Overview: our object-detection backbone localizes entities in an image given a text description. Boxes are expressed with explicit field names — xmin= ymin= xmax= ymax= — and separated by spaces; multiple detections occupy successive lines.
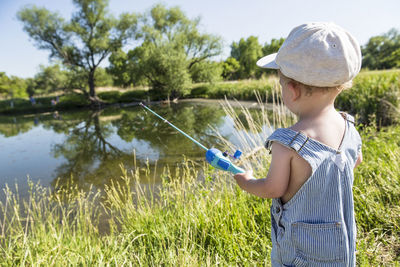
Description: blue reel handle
xmin=205 ymin=148 xmax=245 ymax=174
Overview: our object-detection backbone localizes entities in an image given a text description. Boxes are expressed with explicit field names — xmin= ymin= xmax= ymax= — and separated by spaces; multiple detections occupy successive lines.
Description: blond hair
xmin=278 ymin=70 xmax=353 ymax=96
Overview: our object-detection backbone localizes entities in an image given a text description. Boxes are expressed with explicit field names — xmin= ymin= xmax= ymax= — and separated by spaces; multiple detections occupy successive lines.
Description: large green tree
xmin=18 ymin=0 xmax=138 ymax=103
xmin=0 ymin=73 xmax=11 ymax=98
xmin=230 ymin=36 xmax=263 ymax=79
xmin=0 ymin=72 xmax=28 ymax=98
xmin=108 ymin=4 xmax=222 ymax=98
xmin=30 ymin=64 xmax=113 ymax=96
xmin=33 ymin=64 xmax=67 ymax=96
xmin=221 ymin=57 xmax=240 ymax=80
xmin=362 ymin=28 xmax=400 ymax=69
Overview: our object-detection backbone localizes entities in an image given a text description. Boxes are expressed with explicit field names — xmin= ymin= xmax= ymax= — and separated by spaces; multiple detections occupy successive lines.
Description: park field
xmin=0 ymin=69 xmax=399 ymax=265
xmin=0 ymin=108 xmax=400 ymax=265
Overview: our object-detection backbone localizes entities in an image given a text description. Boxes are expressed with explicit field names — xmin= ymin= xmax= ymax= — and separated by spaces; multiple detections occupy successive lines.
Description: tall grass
xmin=353 ymin=126 xmax=400 ymax=265
xmin=189 ymin=77 xmax=277 ymax=102
xmin=1 ymin=82 xmax=400 ymax=265
xmin=336 ymin=70 xmax=400 ymax=126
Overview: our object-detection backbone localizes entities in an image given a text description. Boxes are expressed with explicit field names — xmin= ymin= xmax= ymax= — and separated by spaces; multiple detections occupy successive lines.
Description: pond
xmin=0 ymin=100 xmax=277 ymax=199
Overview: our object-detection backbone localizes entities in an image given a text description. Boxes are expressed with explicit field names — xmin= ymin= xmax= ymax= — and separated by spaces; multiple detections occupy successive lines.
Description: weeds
xmin=1 ymin=79 xmax=399 ymax=265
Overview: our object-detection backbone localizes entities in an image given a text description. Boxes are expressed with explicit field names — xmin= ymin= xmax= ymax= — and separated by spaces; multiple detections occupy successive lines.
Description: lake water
xmin=0 ymin=100 xmax=275 ymax=198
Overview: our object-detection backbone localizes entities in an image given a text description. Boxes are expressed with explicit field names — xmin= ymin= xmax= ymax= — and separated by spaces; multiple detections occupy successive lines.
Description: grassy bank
xmin=336 ymin=69 xmax=400 ymax=126
xmin=1 ymin=70 xmax=399 ymax=126
xmin=0 ymin=94 xmax=91 ymax=115
xmin=1 ymin=120 xmax=399 ymax=265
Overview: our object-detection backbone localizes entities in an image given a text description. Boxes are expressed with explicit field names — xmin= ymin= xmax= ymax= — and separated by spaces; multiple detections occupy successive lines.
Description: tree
xmin=262 ymin=37 xmax=285 ymax=55
xmin=0 ymin=72 xmax=11 ymax=98
xmin=258 ymin=38 xmax=285 ymax=75
xmin=230 ymin=36 xmax=263 ymax=79
xmin=18 ymin=0 xmax=138 ymax=104
xmin=362 ymin=28 xmax=400 ymax=70
xmin=33 ymin=64 xmax=67 ymax=95
xmin=107 ymin=48 xmax=148 ymax=88
xmin=0 ymin=72 xmax=28 ymax=98
xmin=221 ymin=57 xmax=240 ymax=80
xmin=189 ymin=61 xmax=222 ymax=83
xmin=107 ymin=49 xmax=132 ymax=87
xmin=133 ymin=41 xmax=192 ymax=98
xmin=108 ymin=4 xmax=223 ymax=98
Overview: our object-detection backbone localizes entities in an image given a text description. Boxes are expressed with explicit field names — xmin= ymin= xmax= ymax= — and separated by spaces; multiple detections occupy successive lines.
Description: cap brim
xmin=256 ymin=53 xmax=279 ymax=69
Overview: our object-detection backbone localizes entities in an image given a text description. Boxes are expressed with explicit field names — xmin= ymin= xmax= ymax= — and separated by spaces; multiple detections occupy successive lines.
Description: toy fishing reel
xmin=205 ymin=148 xmax=245 ymax=174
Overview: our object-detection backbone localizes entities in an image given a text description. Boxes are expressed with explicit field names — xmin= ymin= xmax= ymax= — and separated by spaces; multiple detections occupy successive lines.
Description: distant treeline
xmin=1 ymin=0 xmax=399 ymax=101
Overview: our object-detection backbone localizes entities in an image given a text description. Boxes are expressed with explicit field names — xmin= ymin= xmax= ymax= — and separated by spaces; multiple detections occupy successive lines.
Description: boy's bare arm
xmin=233 ymin=142 xmax=292 ymax=198
xmin=355 ymin=151 xmax=362 ymax=168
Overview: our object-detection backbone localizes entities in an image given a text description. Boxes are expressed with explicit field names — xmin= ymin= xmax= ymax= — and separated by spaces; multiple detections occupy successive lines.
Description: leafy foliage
xmin=259 ymin=38 xmax=285 ymax=75
xmin=133 ymin=41 xmax=192 ymax=99
xmin=336 ymin=70 xmax=400 ymax=126
xmin=189 ymin=61 xmax=222 ymax=83
xmin=18 ymin=0 xmax=138 ymax=100
xmin=108 ymin=4 xmax=223 ymax=98
xmin=33 ymin=64 xmax=67 ymax=95
xmin=231 ymin=36 xmax=263 ymax=79
xmin=262 ymin=38 xmax=285 ymax=55
xmin=221 ymin=57 xmax=240 ymax=80
xmin=362 ymin=28 xmax=400 ymax=70
xmin=0 ymin=72 xmax=28 ymax=98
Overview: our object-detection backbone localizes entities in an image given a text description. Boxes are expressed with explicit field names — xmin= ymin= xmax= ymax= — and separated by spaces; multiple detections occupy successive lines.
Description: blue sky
xmin=1 ymin=0 xmax=399 ymax=78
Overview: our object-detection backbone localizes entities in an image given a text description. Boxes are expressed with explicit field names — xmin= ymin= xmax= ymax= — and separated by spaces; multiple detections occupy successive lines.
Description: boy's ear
xmin=287 ymin=81 xmax=301 ymax=101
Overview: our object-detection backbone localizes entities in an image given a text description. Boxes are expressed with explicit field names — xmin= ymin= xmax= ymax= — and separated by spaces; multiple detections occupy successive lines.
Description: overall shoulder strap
xmin=265 ymin=128 xmax=310 ymax=153
xmin=339 ymin=112 xmax=355 ymax=124
xmin=265 ymin=128 xmax=333 ymax=173
xmin=339 ymin=112 xmax=362 ymax=163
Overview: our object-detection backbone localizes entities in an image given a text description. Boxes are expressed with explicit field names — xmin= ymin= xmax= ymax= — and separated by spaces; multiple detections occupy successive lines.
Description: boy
xmin=234 ymin=22 xmax=363 ymax=266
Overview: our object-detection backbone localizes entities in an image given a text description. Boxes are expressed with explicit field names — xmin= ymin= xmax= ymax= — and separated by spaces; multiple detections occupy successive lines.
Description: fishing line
xmin=139 ymin=102 xmax=245 ymax=174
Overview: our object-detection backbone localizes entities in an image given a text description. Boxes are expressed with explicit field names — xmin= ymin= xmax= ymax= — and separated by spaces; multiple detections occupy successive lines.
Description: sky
xmin=0 ymin=0 xmax=399 ymax=78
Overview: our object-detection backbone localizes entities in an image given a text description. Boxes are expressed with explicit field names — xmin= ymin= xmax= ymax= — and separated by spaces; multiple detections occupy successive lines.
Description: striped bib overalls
xmin=266 ymin=113 xmax=362 ymax=266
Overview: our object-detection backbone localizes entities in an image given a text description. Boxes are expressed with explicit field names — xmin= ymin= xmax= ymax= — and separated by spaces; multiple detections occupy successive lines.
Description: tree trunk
xmin=88 ymin=70 xmax=96 ymax=98
xmin=88 ymin=69 xmax=104 ymax=107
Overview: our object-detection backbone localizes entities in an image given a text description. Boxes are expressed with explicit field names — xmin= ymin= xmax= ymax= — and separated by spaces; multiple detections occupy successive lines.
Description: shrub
xmin=120 ymin=89 xmax=148 ymax=102
xmin=57 ymin=94 xmax=90 ymax=108
xmin=336 ymin=70 xmax=400 ymax=126
xmin=97 ymin=91 xmax=121 ymax=103
xmin=190 ymin=86 xmax=209 ymax=98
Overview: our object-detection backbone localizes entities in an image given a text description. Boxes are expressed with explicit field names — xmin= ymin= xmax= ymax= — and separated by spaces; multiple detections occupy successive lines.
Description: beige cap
xmin=257 ymin=22 xmax=362 ymax=87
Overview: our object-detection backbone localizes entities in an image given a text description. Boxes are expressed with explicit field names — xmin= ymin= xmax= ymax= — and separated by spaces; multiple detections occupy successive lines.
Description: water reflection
xmin=1 ymin=101 xmax=272 ymax=197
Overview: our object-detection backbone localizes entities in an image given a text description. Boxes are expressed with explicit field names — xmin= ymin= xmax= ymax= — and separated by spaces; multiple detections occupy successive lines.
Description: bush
xmin=189 ymin=86 xmax=209 ymax=98
xmin=97 ymin=91 xmax=121 ymax=103
xmin=120 ymin=89 xmax=148 ymax=102
xmin=189 ymin=79 xmax=275 ymax=102
xmin=57 ymin=94 xmax=90 ymax=108
xmin=336 ymin=70 xmax=400 ymax=126
xmin=0 ymin=97 xmax=55 ymax=114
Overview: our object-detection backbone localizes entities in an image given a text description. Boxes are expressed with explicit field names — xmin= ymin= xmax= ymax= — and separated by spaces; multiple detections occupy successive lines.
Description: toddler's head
xmin=257 ymin=22 xmax=362 ymax=89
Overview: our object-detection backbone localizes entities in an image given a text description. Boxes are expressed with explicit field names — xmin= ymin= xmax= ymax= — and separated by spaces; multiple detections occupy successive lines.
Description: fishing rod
xmin=139 ymin=102 xmax=245 ymax=174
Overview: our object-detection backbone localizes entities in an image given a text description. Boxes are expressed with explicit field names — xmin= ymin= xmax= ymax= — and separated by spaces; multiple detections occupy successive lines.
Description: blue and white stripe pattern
xmin=266 ymin=113 xmax=362 ymax=266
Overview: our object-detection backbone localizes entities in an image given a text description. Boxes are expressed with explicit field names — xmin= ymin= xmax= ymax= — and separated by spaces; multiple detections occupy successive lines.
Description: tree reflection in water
xmin=0 ymin=102 xmax=274 ymax=195
xmin=46 ymin=103 xmax=225 ymax=192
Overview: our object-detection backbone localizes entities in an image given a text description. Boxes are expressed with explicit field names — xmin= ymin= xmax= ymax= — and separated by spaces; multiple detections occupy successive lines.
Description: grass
xmin=336 ymin=69 xmax=400 ymax=126
xmin=1 ymin=70 xmax=399 ymax=127
xmin=353 ymin=126 xmax=400 ymax=265
xmin=0 ymin=94 xmax=90 ymax=115
xmin=188 ymin=77 xmax=277 ymax=102
xmin=1 ymin=91 xmax=399 ymax=265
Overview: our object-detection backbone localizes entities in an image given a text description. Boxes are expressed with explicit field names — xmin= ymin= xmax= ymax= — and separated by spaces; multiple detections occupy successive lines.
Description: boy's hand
xmin=234 ymin=169 xmax=254 ymax=182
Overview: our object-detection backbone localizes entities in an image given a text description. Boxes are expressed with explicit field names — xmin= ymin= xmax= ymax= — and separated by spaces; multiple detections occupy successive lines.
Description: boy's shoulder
xmin=266 ymin=127 xmax=310 ymax=153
